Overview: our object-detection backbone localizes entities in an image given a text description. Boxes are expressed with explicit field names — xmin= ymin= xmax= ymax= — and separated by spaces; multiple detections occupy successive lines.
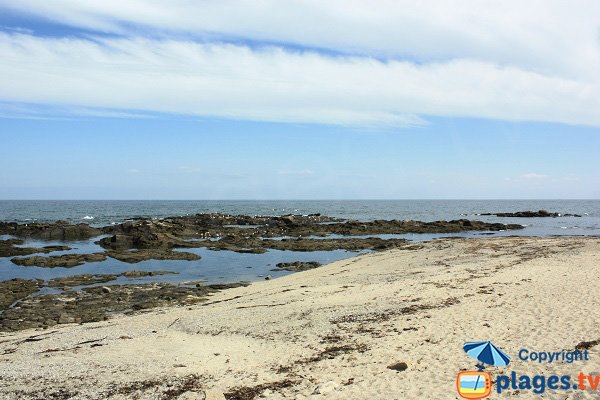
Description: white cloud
xmin=278 ymin=169 xmax=315 ymax=176
xmin=1 ymin=32 xmax=599 ymax=126
xmin=2 ymin=1 xmax=599 ymax=81
xmin=0 ymin=1 xmax=599 ymax=126
xmin=520 ymin=173 xmax=548 ymax=180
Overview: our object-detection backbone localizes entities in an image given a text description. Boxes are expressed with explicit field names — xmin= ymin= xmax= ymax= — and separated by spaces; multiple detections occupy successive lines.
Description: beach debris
xmin=575 ymin=339 xmax=600 ymax=350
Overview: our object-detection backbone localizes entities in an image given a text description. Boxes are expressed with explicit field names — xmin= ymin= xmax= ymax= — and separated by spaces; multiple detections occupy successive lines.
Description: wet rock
xmin=481 ymin=210 xmax=581 ymax=218
xmin=3 ymin=213 xmax=523 ymax=257
xmin=0 ymin=278 xmax=42 ymax=309
xmin=101 ymin=286 xmax=112 ymax=293
xmin=0 ymin=281 xmax=248 ymax=332
xmin=58 ymin=313 xmax=75 ymax=324
xmin=11 ymin=253 xmax=107 ymax=268
xmin=106 ymin=250 xmax=200 ymax=263
xmin=202 ymin=237 xmax=410 ymax=253
xmin=121 ymin=270 xmax=178 ymax=278
xmin=0 ymin=239 xmax=71 ymax=257
xmin=0 ymin=221 xmax=101 ymax=240
xmin=47 ymin=274 xmax=118 ymax=287
xmin=271 ymin=261 xmax=322 ymax=272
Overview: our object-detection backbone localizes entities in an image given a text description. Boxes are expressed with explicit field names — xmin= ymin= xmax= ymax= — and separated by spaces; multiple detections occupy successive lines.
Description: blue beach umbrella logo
xmin=464 ymin=341 xmax=511 ymax=368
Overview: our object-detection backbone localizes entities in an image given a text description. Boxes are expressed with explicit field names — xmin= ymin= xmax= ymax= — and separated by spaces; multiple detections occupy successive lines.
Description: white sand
xmin=1 ymin=236 xmax=600 ymax=399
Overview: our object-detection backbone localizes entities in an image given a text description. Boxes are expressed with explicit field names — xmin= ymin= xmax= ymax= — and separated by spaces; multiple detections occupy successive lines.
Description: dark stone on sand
xmin=11 ymin=253 xmax=107 ymax=268
xmin=387 ymin=362 xmax=408 ymax=372
xmin=272 ymin=261 xmax=322 ymax=272
xmin=0 ymin=239 xmax=71 ymax=257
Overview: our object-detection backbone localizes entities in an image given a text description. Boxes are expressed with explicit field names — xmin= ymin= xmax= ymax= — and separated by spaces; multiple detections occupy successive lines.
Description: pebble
xmin=313 ymin=381 xmax=339 ymax=395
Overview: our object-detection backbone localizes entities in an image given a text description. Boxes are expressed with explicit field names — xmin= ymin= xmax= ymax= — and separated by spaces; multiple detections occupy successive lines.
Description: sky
xmin=0 ymin=1 xmax=599 ymax=199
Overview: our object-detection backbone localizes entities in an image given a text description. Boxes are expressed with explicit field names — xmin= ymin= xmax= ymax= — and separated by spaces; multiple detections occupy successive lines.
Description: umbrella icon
xmin=464 ymin=341 xmax=511 ymax=369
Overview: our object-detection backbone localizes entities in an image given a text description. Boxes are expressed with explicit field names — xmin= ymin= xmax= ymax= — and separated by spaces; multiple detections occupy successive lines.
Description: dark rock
xmin=46 ymin=271 xmax=178 ymax=288
xmin=11 ymin=253 xmax=107 ymax=268
xmin=47 ymin=274 xmax=118 ymax=287
xmin=201 ymin=237 xmax=410 ymax=253
xmin=0 ymin=221 xmax=101 ymax=240
xmin=0 ymin=278 xmax=42 ymax=309
xmin=0 ymin=239 xmax=71 ymax=257
xmin=387 ymin=362 xmax=408 ymax=372
xmin=482 ymin=210 xmax=581 ymax=218
xmin=271 ymin=261 xmax=322 ymax=272
xmin=106 ymin=250 xmax=200 ymax=263
xmin=0 ymin=281 xmax=249 ymax=332
xmin=120 ymin=270 xmax=178 ymax=278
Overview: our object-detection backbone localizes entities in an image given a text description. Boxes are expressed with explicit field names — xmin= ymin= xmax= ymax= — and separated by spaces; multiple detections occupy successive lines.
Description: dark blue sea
xmin=0 ymin=200 xmax=598 ymax=288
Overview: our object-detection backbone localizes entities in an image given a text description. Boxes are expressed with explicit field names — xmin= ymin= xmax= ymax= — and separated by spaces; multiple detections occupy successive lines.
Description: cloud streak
xmin=1 ymin=32 xmax=599 ymax=126
xmin=0 ymin=1 xmax=599 ymax=126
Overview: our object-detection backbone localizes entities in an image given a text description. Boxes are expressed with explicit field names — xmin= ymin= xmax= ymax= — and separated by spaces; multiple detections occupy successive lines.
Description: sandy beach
xmin=1 ymin=236 xmax=600 ymax=399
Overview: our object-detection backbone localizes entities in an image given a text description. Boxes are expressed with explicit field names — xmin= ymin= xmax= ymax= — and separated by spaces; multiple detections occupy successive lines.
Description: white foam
xmin=82 ymin=216 xmax=94 ymax=220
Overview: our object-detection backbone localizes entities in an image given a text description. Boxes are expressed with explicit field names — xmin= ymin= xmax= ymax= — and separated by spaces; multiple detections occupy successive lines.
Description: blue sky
xmin=0 ymin=1 xmax=599 ymax=199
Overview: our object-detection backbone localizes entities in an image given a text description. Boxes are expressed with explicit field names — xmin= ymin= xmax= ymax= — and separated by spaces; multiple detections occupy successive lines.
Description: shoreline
xmin=1 ymin=235 xmax=600 ymax=399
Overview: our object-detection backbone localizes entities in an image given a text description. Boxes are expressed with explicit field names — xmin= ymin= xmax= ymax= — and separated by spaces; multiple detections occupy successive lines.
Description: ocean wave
xmin=82 ymin=216 xmax=94 ymax=220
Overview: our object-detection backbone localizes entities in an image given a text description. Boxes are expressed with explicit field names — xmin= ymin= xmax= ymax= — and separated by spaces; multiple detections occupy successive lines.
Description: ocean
xmin=1 ymin=200 xmax=598 ymax=287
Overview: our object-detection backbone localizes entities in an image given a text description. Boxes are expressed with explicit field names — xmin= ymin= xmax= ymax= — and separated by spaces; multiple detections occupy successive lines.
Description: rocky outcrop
xmin=0 ymin=221 xmax=101 ymax=240
xmin=2 ymin=214 xmax=525 ymax=261
xmin=11 ymin=253 xmax=107 ymax=267
xmin=0 ymin=239 xmax=70 ymax=257
xmin=106 ymin=250 xmax=201 ymax=263
xmin=47 ymin=274 xmax=118 ymax=288
xmin=271 ymin=261 xmax=322 ymax=272
xmin=46 ymin=271 xmax=178 ymax=288
xmin=0 ymin=278 xmax=42 ymax=309
xmin=201 ymin=237 xmax=410 ymax=253
xmin=95 ymin=214 xmax=523 ymax=253
xmin=481 ymin=210 xmax=582 ymax=218
xmin=0 ymin=281 xmax=249 ymax=332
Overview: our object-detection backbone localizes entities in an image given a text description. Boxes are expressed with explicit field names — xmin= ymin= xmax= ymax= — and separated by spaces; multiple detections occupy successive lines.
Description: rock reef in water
xmin=481 ymin=210 xmax=582 ymax=218
xmin=11 ymin=253 xmax=107 ymax=267
xmin=0 ymin=239 xmax=71 ymax=257
xmin=0 ymin=278 xmax=42 ymax=310
xmin=95 ymin=214 xmax=523 ymax=254
xmin=271 ymin=261 xmax=322 ymax=272
xmin=106 ymin=249 xmax=201 ymax=263
xmin=46 ymin=271 xmax=178 ymax=288
xmin=2 ymin=213 xmax=524 ymax=263
xmin=0 ymin=280 xmax=248 ymax=332
xmin=0 ymin=221 xmax=101 ymax=240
